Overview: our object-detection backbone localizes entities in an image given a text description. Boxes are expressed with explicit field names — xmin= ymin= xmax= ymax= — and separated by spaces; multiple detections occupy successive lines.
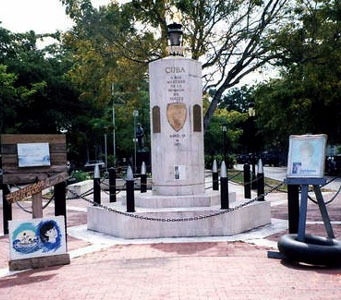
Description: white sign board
xmin=287 ymin=134 xmax=327 ymax=178
xmin=174 ymin=165 xmax=186 ymax=180
xmin=17 ymin=143 xmax=51 ymax=167
xmin=9 ymin=216 xmax=67 ymax=260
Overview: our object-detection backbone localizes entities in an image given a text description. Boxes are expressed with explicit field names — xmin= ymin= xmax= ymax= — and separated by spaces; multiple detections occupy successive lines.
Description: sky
xmin=0 ymin=0 xmax=275 ymax=85
xmin=0 ymin=0 xmax=111 ymax=34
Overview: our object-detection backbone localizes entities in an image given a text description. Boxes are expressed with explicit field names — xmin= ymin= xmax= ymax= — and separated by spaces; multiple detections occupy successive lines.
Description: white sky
xmin=0 ymin=0 xmax=276 ymax=85
xmin=0 ymin=0 xmax=111 ymax=34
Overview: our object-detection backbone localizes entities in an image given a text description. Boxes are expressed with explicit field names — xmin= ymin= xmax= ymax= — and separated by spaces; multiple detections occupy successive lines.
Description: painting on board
xmin=17 ymin=143 xmax=51 ymax=167
xmin=287 ymin=134 xmax=327 ymax=178
xmin=9 ymin=216 xmax=67 ymax=260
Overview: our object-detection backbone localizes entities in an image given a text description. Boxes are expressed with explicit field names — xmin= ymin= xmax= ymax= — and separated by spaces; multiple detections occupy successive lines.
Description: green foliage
xmin=70 ymin=170 xmax=91 ymax=183
xmin=205 ymin=154 xmax=236 ymax=169
xmin=204 ymin=106 xmax=248 ymax=156
xmin=255 ymin=0 xmax=341 ymax=146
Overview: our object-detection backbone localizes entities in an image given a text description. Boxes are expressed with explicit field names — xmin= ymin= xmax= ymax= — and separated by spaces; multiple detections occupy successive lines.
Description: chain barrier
xmin=67 ymin=181 xmax=285 ymax=222
xmin=42 ymin=194 xmax=55 ymax=209
xmin=264 ymin=182 xmax=287 ymax=193
xmin=308 ymin=183 xmax=341 ymax=205
xmin=14 ymin=199 xmax=32 ymax=214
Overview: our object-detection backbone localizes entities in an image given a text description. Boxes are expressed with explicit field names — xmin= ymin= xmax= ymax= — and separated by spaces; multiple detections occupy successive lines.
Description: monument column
xmin=149 ymin=25 xmax=205 ymax=196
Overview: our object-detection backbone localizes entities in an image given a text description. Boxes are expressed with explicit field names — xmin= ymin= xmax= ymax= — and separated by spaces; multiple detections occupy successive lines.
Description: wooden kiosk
xmin=0 ymin=134 xmax=70 ymax=270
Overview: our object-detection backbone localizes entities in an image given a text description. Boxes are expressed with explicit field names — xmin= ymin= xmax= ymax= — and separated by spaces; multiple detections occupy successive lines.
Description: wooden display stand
xmin=0 ymin=134 xmax=70 ymax=270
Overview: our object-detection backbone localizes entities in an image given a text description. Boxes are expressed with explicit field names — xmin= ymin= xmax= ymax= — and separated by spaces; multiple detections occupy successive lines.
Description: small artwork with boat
xmin=9 ymin=216 xmax=67 ymax=260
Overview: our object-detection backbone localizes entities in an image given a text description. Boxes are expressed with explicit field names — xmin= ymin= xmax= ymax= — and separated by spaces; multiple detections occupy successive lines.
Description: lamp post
xmin=111 ymin=84 xmax=116 ymax=167
xmin=248 ymin=102 xmax=257 ymax=189
xmin=133 ymin=110 xmax=139 ymax=173
xmin=222 ymin=123 xmax=228 ymax=165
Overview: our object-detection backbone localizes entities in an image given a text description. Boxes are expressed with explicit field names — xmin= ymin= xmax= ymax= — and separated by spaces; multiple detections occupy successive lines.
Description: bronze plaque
xmin=152 ymin=106 xmax=161 ymax=133
xmin=167 ymin=103 xmax=187 ymax=132
xmin=193 ymin=104 xmax=202 ymax=132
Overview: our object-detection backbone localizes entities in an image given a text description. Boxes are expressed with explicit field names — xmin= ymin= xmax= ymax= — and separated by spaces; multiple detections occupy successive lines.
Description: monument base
xmin=87 ymin=200 xmax=271 ymax=239
xmin=121 ymin=190 xmax=235 ymax=208
xmin=9 ymin=253 xmax=70 ymax=271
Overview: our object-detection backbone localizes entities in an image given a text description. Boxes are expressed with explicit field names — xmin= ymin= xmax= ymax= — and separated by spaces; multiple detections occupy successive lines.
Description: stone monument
xmin=87 ymin=23 xmax=271 ymax=238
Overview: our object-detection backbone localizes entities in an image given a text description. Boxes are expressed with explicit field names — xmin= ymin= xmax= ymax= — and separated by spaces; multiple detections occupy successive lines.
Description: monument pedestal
xmin=121 ymin=190 xmax=235 ymax=208
xmin=87 ymin=199 xmax=270 ymax=239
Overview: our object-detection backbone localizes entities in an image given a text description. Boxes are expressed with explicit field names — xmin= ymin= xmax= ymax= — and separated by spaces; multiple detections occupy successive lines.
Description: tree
xmin=60 ymin=0 xmax=291 ymax=131
xmin=255 ymin=0 xmax=341 ymax=146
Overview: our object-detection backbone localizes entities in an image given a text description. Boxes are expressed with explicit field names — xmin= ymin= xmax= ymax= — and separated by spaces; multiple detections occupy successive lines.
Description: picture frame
xmin=287 ymin=134 xmax=327 ymax=178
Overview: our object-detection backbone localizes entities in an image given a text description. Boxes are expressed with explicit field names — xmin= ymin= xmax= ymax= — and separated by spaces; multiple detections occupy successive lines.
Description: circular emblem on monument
xmin=167 ymin=103 xmax=187 ymax=132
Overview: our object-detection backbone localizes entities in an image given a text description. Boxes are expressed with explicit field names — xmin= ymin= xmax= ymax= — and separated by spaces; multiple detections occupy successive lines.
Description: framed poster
xmin=9 ymin=216 xmax=67 ymax=260
xmin=287 ymin=134 xmax=327 ymax=178
xmin=17 ymin=143 xmax=51 ymax=167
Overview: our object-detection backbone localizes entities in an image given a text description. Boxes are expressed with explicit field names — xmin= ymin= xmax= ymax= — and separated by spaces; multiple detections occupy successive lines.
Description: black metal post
xmin=140 ymin=174 xmax=147 ymax=193
xmin=109 ymin=167 xmax=116 ymax=202
xmin=220 ymin=162 xmax=229 ymax=209
xmin=257 ymin=159 xmax=264 ymax=201
xmin=55 ymin=181 xmax=67 ymax=234
xmin=288 ymin=184 xmax=299 ymax=233
xmin=93 ymin=165 xmax=101 ymax=205
xmin=126 ymin=167 xmax=135 ymax=212
xmin=251 ymin=154 xmax=257 ymax=189
xmin=223 ymin=130 xmax=227 ymax=165
xmin=140 ymin=162 xmax=147 ymax=193
xmin=212 ymin=160 xmax=219 ymax=191
xmin=1 ymin=184 xmax=12 ymax=235
xmin=243 ymin=163 xmax=251 ymax=199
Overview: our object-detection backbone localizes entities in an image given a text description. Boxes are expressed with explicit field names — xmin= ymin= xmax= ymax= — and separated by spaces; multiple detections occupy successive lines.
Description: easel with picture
xmin=278 ymin=134 xmax=341 ymax=266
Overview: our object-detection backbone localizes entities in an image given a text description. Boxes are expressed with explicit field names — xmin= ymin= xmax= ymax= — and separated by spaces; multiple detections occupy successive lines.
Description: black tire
xmin=278 ymin=234 xmax=341 ymax=266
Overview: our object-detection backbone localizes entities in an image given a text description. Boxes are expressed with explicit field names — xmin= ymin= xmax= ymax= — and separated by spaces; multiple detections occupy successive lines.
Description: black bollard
xmin=257 ymin=159 xmax=264 ymax=201
xmin=251 ymin=155 xmax=257 ymax=190
xmin=55 ymin=181 xmax=67 ymax=230
xmin=140 ymin=161 xmax=147 ymax=193
xmin=93 ymin=164 xmax=101 ymax=205
xmin=212 ymin=159 xmax=219 ymax=191
xmin=288 ymin=184 xmax=299 ymax=233
xmin=243 ymin=163 xmax=251 ymax=199
xmin=126 ymin=166 xmax=135 ymax=212
xmin=1 ymin=184 xmax=12 ymax=235
xmin=220 ymin=161 xmax=229 ymax=209
xmin=109 ymin=167 xmax=116 ymax=202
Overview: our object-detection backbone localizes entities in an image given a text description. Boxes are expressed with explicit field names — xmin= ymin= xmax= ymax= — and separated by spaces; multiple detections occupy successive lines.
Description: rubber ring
xmin=278 ymin=234 xmax=341 ymax=266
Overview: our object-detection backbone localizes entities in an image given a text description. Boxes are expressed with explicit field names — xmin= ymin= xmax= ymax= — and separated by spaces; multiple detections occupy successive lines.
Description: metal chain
xmin=264 ymin=182 xmax=288 ymax=193
xmin=308 ymin=183 xmax=341 ymax=205
xmin=42 ymin=195 xmax=55 ymax=209
xmin=68 ymin=181 xmax=284 ymax=222
xmin=14 ymin=199 xmax=32 ymax=214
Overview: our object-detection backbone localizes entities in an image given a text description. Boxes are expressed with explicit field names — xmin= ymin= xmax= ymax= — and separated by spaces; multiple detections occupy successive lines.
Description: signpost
xmin=5 ymin=173 xmax=68 ymax=203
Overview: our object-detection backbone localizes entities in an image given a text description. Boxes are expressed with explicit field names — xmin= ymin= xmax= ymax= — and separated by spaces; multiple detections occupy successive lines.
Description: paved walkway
xmin=1 ymin=180 xmax=341 ymax=299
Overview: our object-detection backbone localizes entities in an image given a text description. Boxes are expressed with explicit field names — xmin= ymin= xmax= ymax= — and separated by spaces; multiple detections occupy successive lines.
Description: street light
xmin=248 ymin=102 xmax=257 ymax=189
xmin=167 ymin=22 xmax=183 ymax=46
xmin=133 ymin=110 xmax=139 ymax=173
xmin=222 ymin=123 xmax=228 ymax=165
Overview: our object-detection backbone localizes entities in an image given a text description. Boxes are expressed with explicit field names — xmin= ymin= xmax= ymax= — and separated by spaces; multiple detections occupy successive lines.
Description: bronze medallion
xmin=167 ymin=103 xmax=187 ymax=132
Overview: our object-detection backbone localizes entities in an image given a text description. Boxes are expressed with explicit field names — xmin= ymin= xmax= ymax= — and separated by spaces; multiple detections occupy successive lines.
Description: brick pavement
xmin=1 ymin=185 xmax=341 ymax=299
xmin=1 ymin=242 xmax=341 ymax=300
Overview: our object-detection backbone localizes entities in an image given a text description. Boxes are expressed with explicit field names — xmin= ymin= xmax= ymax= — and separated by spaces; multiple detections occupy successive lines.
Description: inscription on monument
xmin=166 ymin=66 xmax=186 ymax=103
